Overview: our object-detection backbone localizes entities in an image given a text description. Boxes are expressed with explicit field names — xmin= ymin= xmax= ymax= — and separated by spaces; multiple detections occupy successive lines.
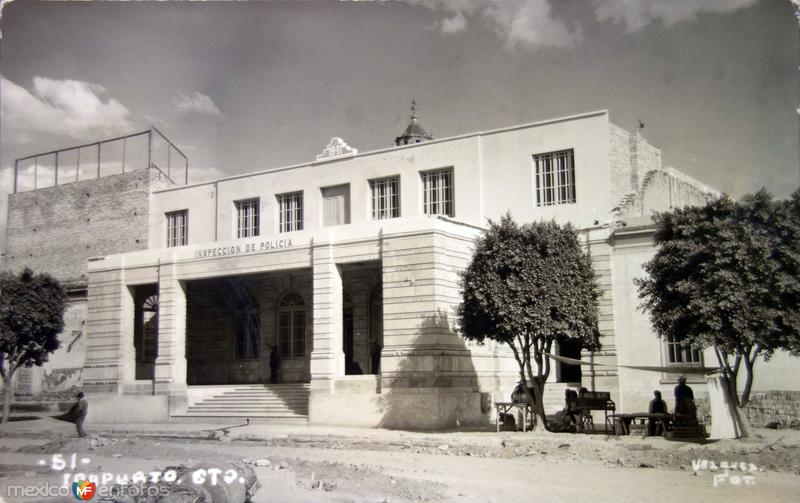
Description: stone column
xmin=310 ymin=244 xmax=344 ymax=384
xmin=83 ymin=262 xmax=127 ymax=394
xmin=153 ymin=262 xmax=187 ymax=399
xmin=118 ymin=284 xmax=136 ymax=388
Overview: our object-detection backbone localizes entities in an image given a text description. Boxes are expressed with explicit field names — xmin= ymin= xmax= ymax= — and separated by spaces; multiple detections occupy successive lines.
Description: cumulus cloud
xmin=419 ymin=0 xmax=583 ymax=50
xmin=1 ymin=76 xmax=133 ymax=144
xmin=441 ymin=12 xmax=467 ymax=34
xmin=176 ymin=92 xmax=222 ymax=116
xmin=593 ymin=0 xmax=760 ymax=32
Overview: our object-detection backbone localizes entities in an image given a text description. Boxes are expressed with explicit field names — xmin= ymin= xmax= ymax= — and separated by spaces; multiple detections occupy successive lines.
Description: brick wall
xmin=2 ymin=168 xmax=173 ymax=397
xmin=609 ymin=123 xmax=633 ymax=206
xmin=696 ymin=391 xmax=800 ymax=427
xmin=3 ymin=168 xmax=173 ymax=285
xmin=608 ymin=124 xmax=664 ymax=215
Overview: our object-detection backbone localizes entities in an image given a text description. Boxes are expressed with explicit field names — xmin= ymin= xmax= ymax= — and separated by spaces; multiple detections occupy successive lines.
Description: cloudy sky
xmin=0 ymin=0 xmax=797 ymax=243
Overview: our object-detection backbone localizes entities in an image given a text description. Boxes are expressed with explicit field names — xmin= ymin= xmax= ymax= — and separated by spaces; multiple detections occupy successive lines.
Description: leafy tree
xmin=637 ymin=189 xmax=800 ymax=436
xmin=0 ymin=268 xmax=68 ymax=424
xmin=458 ymin=215 xmax=601 ymax=431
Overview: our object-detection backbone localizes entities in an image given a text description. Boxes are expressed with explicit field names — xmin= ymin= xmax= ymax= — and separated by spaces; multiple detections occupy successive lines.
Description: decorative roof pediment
xmin=317 ymin=137 xmax=358 ymax=161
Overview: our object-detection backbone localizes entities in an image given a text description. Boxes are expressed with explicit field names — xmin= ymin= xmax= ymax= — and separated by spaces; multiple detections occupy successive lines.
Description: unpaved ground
xmin=0 ymin=416 xmax=799 ymax=502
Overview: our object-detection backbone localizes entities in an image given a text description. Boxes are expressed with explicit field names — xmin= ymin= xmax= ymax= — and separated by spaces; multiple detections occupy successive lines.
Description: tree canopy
xmin=0 ymin=267 xmax=68 ymax=423
xmin=637 ymin=189 xmax=800 ymax=409
xmin=458 ymin=215 xmax=601 ymax=430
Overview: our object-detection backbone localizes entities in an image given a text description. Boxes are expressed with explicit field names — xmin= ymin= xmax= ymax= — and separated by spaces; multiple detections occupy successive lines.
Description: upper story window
xmin=421 ymin=168 xmax=454 ymax=217
xmin=666 ymin=334 xmax=702 ymax=365
xmin=321 ymin=184 xmax=350 ymax=227
xmin=235 ymin=198 xmax=260 ymax=238
xmin=277 ymin=191 xmax=304 ymax=233
xmin=534 ymin=149 xmax=576 ymax=207
xmin=370 ymin=176 xmax=400 ymax=220
xmin=166 ymin=210 xmax=188 ymax=247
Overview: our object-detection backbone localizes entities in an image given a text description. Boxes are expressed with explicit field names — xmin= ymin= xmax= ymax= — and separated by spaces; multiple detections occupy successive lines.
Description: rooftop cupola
xmin=395 ymin=99 xmax=433 ymax=146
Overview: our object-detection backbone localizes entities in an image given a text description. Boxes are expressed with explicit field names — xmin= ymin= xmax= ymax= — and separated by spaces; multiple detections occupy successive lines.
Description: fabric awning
xmin=544 ymin=352 xmax=720 ymax=375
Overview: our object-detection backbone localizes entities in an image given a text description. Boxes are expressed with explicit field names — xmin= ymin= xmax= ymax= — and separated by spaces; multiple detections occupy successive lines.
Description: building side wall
xmin=150 ymin=136 xmax=484 ymax=248
xmin=480 ymin=112 xmax=613 ymax=228
xmin=609 ymin=123 xmax=634 ymax=207
xmin=636 ymin=170 xmax=715 ymax=216
xmin=611 ymin=226 xmax=800 ymax=422
xmin=586 ymin=236 xmax=621 ymax=409
xmin=149 ymin=112 xmax=617 ymax=249
xmin=4 ymin=169 xmax=171 ymax=284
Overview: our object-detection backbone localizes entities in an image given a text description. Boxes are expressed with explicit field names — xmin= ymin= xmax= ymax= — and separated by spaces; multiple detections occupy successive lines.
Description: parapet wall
xmin=696 ymin=391 xmax=800 ymax=428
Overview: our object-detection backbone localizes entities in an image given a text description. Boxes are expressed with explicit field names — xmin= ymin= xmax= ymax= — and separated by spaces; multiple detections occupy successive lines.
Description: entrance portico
xmin=82 ymin=218 xmax=512 ymax=428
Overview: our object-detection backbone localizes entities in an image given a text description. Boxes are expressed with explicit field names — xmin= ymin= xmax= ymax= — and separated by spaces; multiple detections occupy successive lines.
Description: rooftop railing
xmin=12 ymin=127 xmax=189 ymax=193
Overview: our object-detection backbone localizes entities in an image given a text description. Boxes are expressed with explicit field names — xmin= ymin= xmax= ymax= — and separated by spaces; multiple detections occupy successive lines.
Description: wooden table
xmin=612 ymin=413 xmax=672 ymax=436
xmin=495 ymin=402 xmax=533 ymax=432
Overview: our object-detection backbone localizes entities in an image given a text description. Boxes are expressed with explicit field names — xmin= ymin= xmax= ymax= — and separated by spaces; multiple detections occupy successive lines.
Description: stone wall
xmin=696 ymin=391 xmax=800 ymax=427
xmin=608 ymin=124 xmax=663 ymax=215
xmin=3 ymin=168 xmax=173 ymax=285
xmin=608 ymin=124 xmax=633 ymax=208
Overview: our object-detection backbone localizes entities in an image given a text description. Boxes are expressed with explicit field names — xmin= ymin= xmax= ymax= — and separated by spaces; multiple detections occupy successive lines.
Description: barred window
xmin=166 ymin=210 xmax=188 ymax=247
xmin=421 ymin=168 xmax=454 ymax=217
xmin=534 ymin=149 xmax=576 ymax=206
xmin=277 ymin=192 xmax=303 ymax=232
xmin=235 ymin=198 xmax=260 ymax=238
xmin=666 ymin=334 xmax=702 ymax=365
xmin=370 ymin=176 xmax=400 ymax=220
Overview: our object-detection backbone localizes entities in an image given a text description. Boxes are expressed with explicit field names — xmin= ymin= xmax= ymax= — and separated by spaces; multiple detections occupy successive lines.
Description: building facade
xmin=4 ymin=109 xmax=797 ymax=429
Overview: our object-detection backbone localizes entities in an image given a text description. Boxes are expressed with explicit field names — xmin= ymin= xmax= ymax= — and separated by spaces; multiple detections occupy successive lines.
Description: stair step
xmin=186 ymin=409 xmax=306 ymax=414
xmin=182 ymin=385 xmax=310 ymax=421
xmin=199 ymin=398 xmax=306 ymax=403
xmin=180 ymin=412 xmax=308 ymax=421
xmin=189 ymin=403 xmax=308 ymax=410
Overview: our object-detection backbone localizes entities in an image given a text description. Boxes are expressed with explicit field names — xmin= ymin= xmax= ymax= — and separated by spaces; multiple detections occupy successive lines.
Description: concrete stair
xmin=174 ymin=384 xmax=310 ymax=423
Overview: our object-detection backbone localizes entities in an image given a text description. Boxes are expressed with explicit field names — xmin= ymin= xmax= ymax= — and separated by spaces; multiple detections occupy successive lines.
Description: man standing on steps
xmin=269 ymin=344 xmax=281 ymax=384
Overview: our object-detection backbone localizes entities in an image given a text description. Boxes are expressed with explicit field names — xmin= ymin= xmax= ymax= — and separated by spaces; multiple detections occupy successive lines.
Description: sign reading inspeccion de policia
xmin=193 ymin=238 xmax=294 ymax=259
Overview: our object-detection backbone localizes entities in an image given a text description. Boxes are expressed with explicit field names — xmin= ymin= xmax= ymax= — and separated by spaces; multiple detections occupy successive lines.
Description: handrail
xmin=13 ymin=127 xmax=189 ymax=193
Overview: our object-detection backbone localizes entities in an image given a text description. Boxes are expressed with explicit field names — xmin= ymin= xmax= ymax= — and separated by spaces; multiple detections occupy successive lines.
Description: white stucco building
xmin=6 ymin=108 xmax=797 ymax=429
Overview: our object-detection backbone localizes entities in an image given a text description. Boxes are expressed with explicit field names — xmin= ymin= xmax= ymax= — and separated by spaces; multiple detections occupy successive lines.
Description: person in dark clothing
xmin=72 ymin=391 xmax=88 ymax=438
xmin=647 ymin=390 xmax=668 ymax=436
xmin=674 ymin=376 xmax=697 ymax=425
xmin=269 ymin=345 xmax=281 ymax=384
xmin=370 ymin=341 xmax=382 ymax=375
xmin=565 ymin=389 xmax=579 ymax=426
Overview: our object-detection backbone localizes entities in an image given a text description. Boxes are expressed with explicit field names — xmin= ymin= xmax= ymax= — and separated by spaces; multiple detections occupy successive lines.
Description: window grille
xmin=534 ymin=149 xmax=576 ymax=206
xmin=421 ymin=168 xmax=454 ymax=217
xmin=166 ymin=210 xmax=188 ymax=247
xmin=277 ymin=192 xmax=304 ymax=232
xmin=370 ymin=176 xmax=400 ymax=220
xmin=235 ymin=198 xmax=260 ymax=238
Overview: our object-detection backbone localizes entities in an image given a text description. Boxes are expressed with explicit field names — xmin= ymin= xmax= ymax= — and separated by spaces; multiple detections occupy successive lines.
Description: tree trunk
xmin=529 ymin=377 xmax=548 ymax=432
xmin=528 ymin=342 xmax=549 ymax=432
xmin=721 ymin=374 xmax=752 ymax=439
xmin=2 ymin=373 xmax=13 ymax=424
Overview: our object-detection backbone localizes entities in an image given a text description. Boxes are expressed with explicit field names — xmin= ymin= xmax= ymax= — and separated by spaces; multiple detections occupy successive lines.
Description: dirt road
xmin=0 ymin=417 xmax=798 ymax=502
